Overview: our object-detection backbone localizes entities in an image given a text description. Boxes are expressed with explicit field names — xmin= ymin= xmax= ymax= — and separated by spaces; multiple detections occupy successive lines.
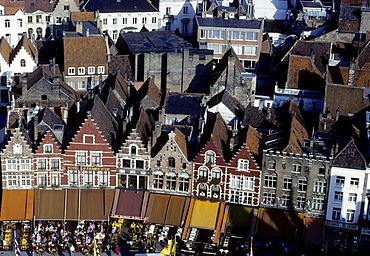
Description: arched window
xmin=211 ymin=168 xmax=221 ymax=180
xmin=130 ymin=145 xmax=137 ymax=155
xmin=205 ymin=151 xmax=215 ymax=165
xmin=211 ymin=185 xmax=220 ymax=199
xmin=198 ymin=167 xmax=208 ymax=180
xmin=36 ymin=27 xmax=42 ymax=40
xmin=20 ymin=59 xmax=26 ymax=67
xmin=168 ymin=157 xmax=175 ymax=168
xmin=28 ymin=28 xmax=34 ymax=39
xmin=198 ymin=183 xmax=208 ymax=197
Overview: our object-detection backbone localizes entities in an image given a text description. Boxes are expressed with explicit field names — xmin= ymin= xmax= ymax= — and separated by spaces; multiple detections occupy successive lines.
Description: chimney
xmin=49 ymin=58 xmax=56 ymax=75
xmin=335 ymin=107 xmax=340 ymax=121
xmin=21 ymin=75 xmax=27 ymax=96
xmin=76 ymin=21 xmax=83 ymax=34
xmin=99 ymin=73 xmax=103 ymax=94
xmin=76 ymin=101 xmax=80 ymax=113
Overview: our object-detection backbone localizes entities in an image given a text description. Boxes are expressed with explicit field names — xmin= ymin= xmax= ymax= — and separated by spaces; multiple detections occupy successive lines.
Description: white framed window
xmin=262 ymin=192 xmax=275 ymax=205
xmin=198 ymin=167 xmax=208 ymax=179
xmin=283 ymin=176 xmax=292 ymax=190
xmin=20 ymin=59 xmax=26 ymax=67
xmin=205 ymin=151 xmax=215 ymax=165
xmin=208 ymin=30 xmax=224 ymax=39
xmin=69 ymin=169 xmax=79 ymax=186
xmin=292 ymin=163 xmax=301 ymax=174
xmin=350 ymin=177 xmax=359 ymax=188
xmin=83 ymin=134 xmax=95 ymax=144
xmin=44 ymin=144 xmax=53 ymax=153
xmin=36 ymin=15 xmax=42 ymax=23
xmin=179 ymin=173 xmax=189 ymax=192
xmin=208 ymin=43 xmax=223 ymax=54
xmin=68 ymin=67 xmax=75 ymax=75
xmin=113 ymin=18 xmax=117 ymax=25
xmin=230 ymin=190 xmax=240 ymax=203
xmin=264 ymin=174 xmax=277 ymax=188
xmin=348 ymin=193 xmax=357 ymax=203
xmin=312 ymin=197 xmax=325 ymax=211
xmin=211 ymin=168 xmax=221 ymax=180
xmin=281 ymin=194 xmax=291 ymax=207
xmin=238 ymin=159 xmax=249 ymax=171
xmin=50 ymin=173 xmax=60 ymax=186
xmin=243 ymin=176 xmax=254 ymax=190
xmin=166 ymin=7 xmax=171 ymax=15
xmin=17 ymin=19 xmax=22 ymax=27
xmin=88 ymin=66 xmax=95 ymax=74
xmin=230 ymin=175 xmax=241 ymax=189
xmin=28 ymin=16 xmax=32 ymax=23
xmin=76 ymin=151 xmax=87 ymax=166
xmin=334 ymin=191 xmax=343 ymax=202
xmin=37 ymin=173 xmax=47 ymax=186
xmin=166 ymin=172 xmax=176 ymax=190
xmin=37 ymin=159 xmax=47 ymax=170
xmin=335 ymin=176 xmax=345 ymax=187
xmin=152 ymin=17 xmax=156 ymax=23
xmin=78 ymin=67 xmax=85 ymax=75
xmin=200 ymin=29 xmax=206 ymax=39
xmin=153 ymin=171 xmax=163 ymax=189
xmin=228 ymin=31 xmax=244 ymax=40
xmin=298 ymin=178 xmax=307 ymax=192
xmin=297 ymin=196 xmax=305 ymax=209
xmin=90 ymin=151 xmax=102 ymax=166
xmin=244 ymin=46 xmax=257 ymax=55
xmin=98 ymin=170 xmax=109 ymax=187
xmin=313 ymin=179 xmax=326 ymax=193
xmin=242 ymin=191 xmax=253 ymax=205
xmin=98 ymin=66 xmax=105 ymax=74
xmin=123 ymin=18 xmax=127 ymax=24
xmin=83 ymin=170 xmax=94 ymax=186
xmin=56 ymin=16 xmax=62 ymax=24
xmin=267 ymin=160 xmax=276 ymax=170
xmin=103 ymin=18 xmax=107 ymax=25
xmin=332 ymin=207 xmax=341 ymax=220
xmin=133 ymin=17 xmax=137 ymax=24
xmin=245 ymin=32 xmax=258 ymax=41
xmin=20 ymin=159 xmax=30 ymax=171
xmin=50 ymin=158 xmax=60 ymax=170
xmin=6 ymin=159 xmax=16 ymax=171
xmin=346 ymin=209 xmax=355 ymax=222
xmin=5 ymin=19 xmax=10 ymax=27
xmin=142 ymin=17 xmax=147 ymax=24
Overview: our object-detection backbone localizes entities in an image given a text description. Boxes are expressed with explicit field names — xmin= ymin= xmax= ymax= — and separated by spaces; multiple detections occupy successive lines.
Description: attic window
xmin=43 ymin=144 xmax=53 ymax=154
xmin=64 ymin=5 xmax=69 ymax=11
xmin=83 ymin=134 xmax=95 ymax=144
xmin=20 ymin=59 xmax=26 ymax=67
xmin=238 ymin=159 xmax=249 ymax=172
xmin=78 ymin=67 xmax=85 ymax=75
xmin=68 ymin=67 xmax=75 ymax=75
xmin=41 ymin=95 xmax=47 ymax=100
xmin=98 ymin=66 xmax=105 ymax=74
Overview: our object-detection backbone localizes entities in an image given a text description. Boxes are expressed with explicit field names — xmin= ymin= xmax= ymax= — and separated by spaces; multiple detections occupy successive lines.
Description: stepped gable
xmin=10 ymin=35 xmax=37 ymax=64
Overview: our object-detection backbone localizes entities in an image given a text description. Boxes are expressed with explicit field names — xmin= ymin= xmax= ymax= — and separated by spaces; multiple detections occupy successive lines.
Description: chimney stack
xmin=76 ymin=21 xmax=83 ymax=34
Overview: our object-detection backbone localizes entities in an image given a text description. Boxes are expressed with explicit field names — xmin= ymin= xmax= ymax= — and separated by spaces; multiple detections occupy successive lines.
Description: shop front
xmin=325 ymin=220 xmax=359 ymax=254
xmin=0 ymin=189 xmax=34 ymax=252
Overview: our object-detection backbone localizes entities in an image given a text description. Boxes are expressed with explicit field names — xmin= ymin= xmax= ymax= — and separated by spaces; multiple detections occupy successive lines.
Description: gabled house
xmin=150 ymin=127 xmax=192 ymax=196
xmin=134 ymin=77 xmax=162 ymax=112
xmin=81 ymin=0 xmax=160 ymax=42
xmin=326 ymin=139 xmax=368 ymax=254
xmin=193 ymin=112 xmax=231 ymax=201
xmin=9 ymin=34 xmax=38 ymax=76
xmin=1 ymin=127 xmax=34 ymax=189
xmin=0 ymin=6 xmax=25 ymax=47
xmin=62 ymin=115 xmax=116 ymax=188
xmin=33 ymin=130 xmax=63 ymax=188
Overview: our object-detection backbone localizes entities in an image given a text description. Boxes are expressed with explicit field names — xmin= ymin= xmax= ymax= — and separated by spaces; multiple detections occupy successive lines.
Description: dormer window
xmin=98 ymin=66 xmax=105 ymax=74
xmin=238 ymin=159 xmax=249 ymax=171
xmin=43 ymin=144 xmax=53 ymax=154
xmin=68 ymin=67 xmax=75 ymax=75
xmin=205 ymin=151 xmax=215 ymax=165
xmin=78 ymin=67 xmax=85 ymax=75
xmin=20 ymin=59 xmax=26 ymax=67
xmin=88 ymin=66 xmax=95 ymax=75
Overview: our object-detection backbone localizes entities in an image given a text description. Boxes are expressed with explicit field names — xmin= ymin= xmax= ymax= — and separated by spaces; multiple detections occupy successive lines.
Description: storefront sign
xmin=361 ymin=227 xmax=370 ymax=235
xmin=325 ymin=220 xmax=358 ymax=230
xmin=110 ymin=214 xmax=144 ymax=221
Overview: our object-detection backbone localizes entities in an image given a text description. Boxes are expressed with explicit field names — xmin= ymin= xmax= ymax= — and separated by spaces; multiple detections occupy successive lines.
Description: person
xmin=115 ymin=244 xmax=120 ymax=255
xmin=70 ymin=244 xmax=75 ymax=256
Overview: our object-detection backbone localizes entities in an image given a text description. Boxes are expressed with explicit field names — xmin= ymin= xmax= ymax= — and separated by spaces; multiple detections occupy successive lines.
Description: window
xmin=122 ymin=159 xmax=130 ymax=168
xmin=200 ymin=29 xmax=206 ymax=39
xmin=153 ymin=172 xmax=163 ymax=189
xmin=5 ymin=34 xmax=10 ymax=43
xmin=313 ymin=179 xmax=326 ymax=193
xmin=113 ymin=30 xmax=118 ymax=40
xmin=242 ymin=191 xmax=253 ymax=205
xmin=20 ymin=59 xmax=26 ymax=67
xmin=350 ymin=178 xmax=359 ymax=188
xmin=98 ymin=66 xmax=105 ymax=74
xmin=20 ymin=159 xmax=30 ymax=171
xmin=50 ymin=173 xmax=60 ymax=186
xmin=91 ymin=152 xmax=102 ymax=166
xmin=68 ymin=67 xmax=75 ymax=75
xmin=182 ymin=163 xmax=186 ymax=169
xmin=133 ymin=17 xmax=137 ymax=24
xmin=230 ymin=175 xmax=241 ymax=189
xmin=292 ymin=163 xmax=301 ymax=174
xmin=5 ymin=19 xmax=10 ymax=27
xmin=334 ymin=191 xmax=343 ymax=202
xmin=283 ymin=176 xmax=292 ymax=190
xmin=123 ymin=18 xmax=127 ymax=24
xmin=245 ymin=32 xmax=258 ymax=41
xmin=76 ymin=151 xmax=87 ymax=165
xmin=168 ymin=157 xmax=175 ymax=168
xmin=319 ymin=166 xmax=326 ymax=175
xmin=152 ymin=17 xmax=156 ymax=23
xmin=166 ymin=7 xmax=171 ymax=15
xmin=166 ymin=172 xmax=176 ymax=190
xmin=113 ymin=18 xmax=117 ymax=25
xmin=83 ymin=170 xmax=94 ymax=186
xmin=64 ymin=4 xmax=69 ymax=11
xmin=69 ymin=170 xmax=78 ymax=186
xmin=46 ymin=16 xmax=50 ymax=23
xmin=230 ymin=190 xmax=240 ymax=203
xmin=312 ymin=197 xmax=325 ymax=211
xmin=243 ymin=176 xmax=254 ymax=190
xmin=136 ymin=160 xmax=144 ymax=169
xmin=142 ymin=17 xmax=147 ymax=24
xmin=41 ymin=94 xmax=47 ymax=100
xmin=78 ymin=67 xmax=85 ymax=75
xmin=56 ymin=16 xmax=62 ymax=24
xmin=28 ymin=16 xmax=32 ymax=23
xmin=36 ymin=15 xmax=42 ymax=23
xmin=297 ymin=196 xmax=305 ymax=209
xmin=211 ymin=168 xmax=221 ymax=180
xmin=38 ymin=173 xmax=47 ymax=186
xmin=228 ymin=31 xmax=244 ymax=40
xmin=44 ymin=144 xmax=53 ymax=153
xmin=17 ymin=19 xmax=22 ymax=27
xmin=298 ymin=178 xmax=307 ymax=192
xmin=50 ymin=159 xmax=59 ymax=170
xmin=208 ymin=30 xmax=224 ymax=39
xmin=78 ymin=81 xmax=86 ymax=90
xmin=244 ymin=46 xmax=257 ymax=55
xmin=211 ymin=185 xmax=220 ymax=199
xmin=238 ymin=159 xmax=249 ymax=171
xmin=348 ymin=193 xmax=357 ymax=203
xmin=281 ymin=194 xmax=291 ymax=207
xmin=198 ymin=167 xmax=208 ymax=179
xmin=99 ymin=171 xmax=109 ymax=187
xmin=232 ymin=45 xmax=243 ymax=55
xmin=262 ymin=192 xmax=275 ymax=205
xmin=205 ymin=151 xmax=215 ymax=165
xmin=208 ymin=44 xmax=223 ymax=54
xmin=335 ymin=176 xmax=345 ymax=187
xmin=183 ymin=6 xmax=188 ymax=14
xmin=332 ymin=208 xmax=341 ymax=220
xmin=264 ymin=174 xmax=277 ymax=188
xmin=38 ymin=159 xmax=47 ymax=170
xmin=103 ymin=18 xmax=107 ymax=25
xmin=88 ymin=66 xmax=95 ymax=74
xmin=179 ymin=173 xmax=189 ymax=192
xmin=346 ymin=209 xmax=355 ymax=222
xmin=267 ymin=160 xmax=276 ymax=170
xmin=131 ymin=146 xmax=137 ymax=155
xmin=83 ymin=135 xmax=94 ymax=144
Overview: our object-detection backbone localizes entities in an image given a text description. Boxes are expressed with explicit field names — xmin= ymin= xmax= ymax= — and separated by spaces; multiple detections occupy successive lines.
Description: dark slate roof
xmin=69 ymin=21 xmax=100 ymax=36
xmin=338 ymin=5 xmax=361 ymax=33
xmin=164 ymin=93 xmax=205 ymax=116
xmin=117 ymin=31 xmax=193 ymax=54
xmin=108 ymin=55 xmax=133 ymax=81
xmin=82 ymin=0 xmax=158 ymax=12
xmin=196 ymin=16 xmax=261 ymax=29
xmin=24 ymin=0 xmax=56 ymax=12
xmin=39 ymin=107 xmax=64 ymax=129
xmin=207 ymin=89 xmax=245 ymax=120
xmin=301 ymin=1 xmax=323 ymax=8
xmin=333 ymin=139 xmax=366 ymax=169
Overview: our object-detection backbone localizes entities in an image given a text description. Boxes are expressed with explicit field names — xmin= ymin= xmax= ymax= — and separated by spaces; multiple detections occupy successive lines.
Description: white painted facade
xmin=158 ymin=0 xmax=198 ymax=35
xmin=10 ymin=46 xmax=37 ymax=75
xmin=326 ymin=166 xmax=368 ymax=224
xmin=254 ymin=0 xmax=288 ymax=20
xmin=98 ymin=11 xmax=160 ymax=42
xmin=0 ymin=8 xmax=26 ymax=47
xmin=208 ymin=102 xmax=235 ymax=125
